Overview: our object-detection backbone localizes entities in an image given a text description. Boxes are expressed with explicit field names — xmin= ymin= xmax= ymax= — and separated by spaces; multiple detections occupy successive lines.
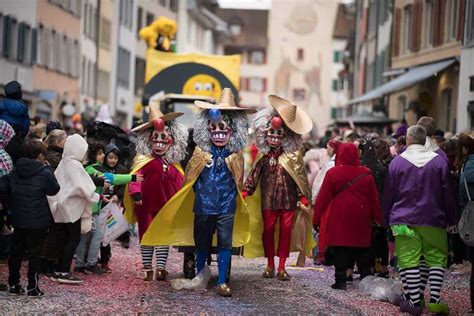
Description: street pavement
xmin=0 ymin=237 xmax=470 ymax=314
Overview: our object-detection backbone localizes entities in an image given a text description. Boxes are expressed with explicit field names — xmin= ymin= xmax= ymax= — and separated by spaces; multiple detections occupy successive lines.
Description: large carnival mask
xmin=207 ymin=109 xmax=233 ymax=147
xmin=266 ymin=116 xmax=285 ymax=148
xmin=150 ymin=118 xmax=173 ymax=156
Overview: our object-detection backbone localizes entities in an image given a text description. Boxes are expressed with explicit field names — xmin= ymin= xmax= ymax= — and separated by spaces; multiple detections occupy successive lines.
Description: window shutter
xmin=17 ymin=22 xmax=24 ymax=62
xmin=31 ymin=28 xmax=37 ymax=65
xmin=412 ymin=0 xmax=423 ymax=52
xmin=457 ymin=0 xmax=466 ymax=41
xmin=434 ymin=0 xmax=446 ymax=46
xmin=3 ymin=16 xmax=10 ymax=59
xmin=392 ymin=8 xmax=402 ymax=57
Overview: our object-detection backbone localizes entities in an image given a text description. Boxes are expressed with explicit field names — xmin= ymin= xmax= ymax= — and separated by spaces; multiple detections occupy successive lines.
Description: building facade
xmin=331 ymin=4 xmax=355 ymax=119
xmin=388 ymin=0 xmax=465 ymax=131
xmin=350 ymin=0 xmax=393 ymax=116
xmin=0 ymin=0 xmax=38 ymax=107
xmin=266 ymin=0 xmax=338 ymax=135
xmin=216 ymin=7 xmax=269 ymax=109
xmin=457 ymin=0 xmax=474 ymax=132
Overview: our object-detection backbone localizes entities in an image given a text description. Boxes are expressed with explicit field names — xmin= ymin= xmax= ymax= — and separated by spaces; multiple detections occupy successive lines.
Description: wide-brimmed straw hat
xmin=131 ymin=105 xmax=183 ymax=133
xmin=268 ymin=95 xmax=313 ymax=135
xmin=194 ymin=88 xmax=256 ymax=114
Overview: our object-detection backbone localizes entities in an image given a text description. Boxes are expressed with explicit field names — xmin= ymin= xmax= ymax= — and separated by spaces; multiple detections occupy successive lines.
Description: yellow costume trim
xmin=123 ymin=154 xmax=184 ymax=224
xmin=244 ymin=150 xmax=315 ymax=258
xmin=141 ymin=147 xmax=250 ymax=247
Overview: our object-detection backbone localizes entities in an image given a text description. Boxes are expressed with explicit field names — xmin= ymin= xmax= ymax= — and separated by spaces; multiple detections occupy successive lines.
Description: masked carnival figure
xmin=124 ymin=105 xmax=188 ymax=281
xmin=141 ymin=88 xmax=255 ymax=297
xmin=243 ymin=95 xmax=314 ymax=281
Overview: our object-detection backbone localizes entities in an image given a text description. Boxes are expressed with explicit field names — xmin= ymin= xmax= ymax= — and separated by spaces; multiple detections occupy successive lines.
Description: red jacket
xmin=313 ymin=143 xmax=382 ymax=248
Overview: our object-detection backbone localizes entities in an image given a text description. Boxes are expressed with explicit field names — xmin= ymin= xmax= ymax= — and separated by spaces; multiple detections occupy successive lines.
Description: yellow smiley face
xmin=182 ymin=74 xmax=222 ymax=100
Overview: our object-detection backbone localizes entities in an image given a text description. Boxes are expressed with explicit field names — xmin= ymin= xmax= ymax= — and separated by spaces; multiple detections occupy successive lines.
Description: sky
xmin=217 ymin=0 xmax=354 ymax=10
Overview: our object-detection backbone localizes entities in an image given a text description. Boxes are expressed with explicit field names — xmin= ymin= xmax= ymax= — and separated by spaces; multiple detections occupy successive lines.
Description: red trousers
xmin=262 ymin=209 xmax=295 ymax=259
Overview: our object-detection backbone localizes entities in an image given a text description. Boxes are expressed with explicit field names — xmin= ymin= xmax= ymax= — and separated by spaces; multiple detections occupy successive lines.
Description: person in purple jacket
xmin=384 ymin=125 xmax=456 ymax=315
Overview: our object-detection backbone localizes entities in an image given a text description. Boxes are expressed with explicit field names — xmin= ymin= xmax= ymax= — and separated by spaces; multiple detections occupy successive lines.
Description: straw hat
xmin=194 ymin=88 xmax=256 ymax=114
xmin=131 ymin=105 xmax=183 ymax=133
xmin=268 ymin=95 xmax=313 ymax=135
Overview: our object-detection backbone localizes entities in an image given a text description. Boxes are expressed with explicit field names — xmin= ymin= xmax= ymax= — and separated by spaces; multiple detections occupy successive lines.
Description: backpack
xmin=458 ymin=176 xmax=474 ymax=246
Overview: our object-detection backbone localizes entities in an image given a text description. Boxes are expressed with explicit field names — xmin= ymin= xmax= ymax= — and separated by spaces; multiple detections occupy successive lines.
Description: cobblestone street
xmin=0 ymin=238 xmax=470 ymax=314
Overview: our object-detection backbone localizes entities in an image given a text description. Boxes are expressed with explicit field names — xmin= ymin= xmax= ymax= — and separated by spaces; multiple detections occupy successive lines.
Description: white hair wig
xmin=253 ymin=108 xmax=303 ymax=155
xmin=135 ymin=120 xmax=188 ymax=164
xmin=193 ymin=110 xmax=249 ymax=153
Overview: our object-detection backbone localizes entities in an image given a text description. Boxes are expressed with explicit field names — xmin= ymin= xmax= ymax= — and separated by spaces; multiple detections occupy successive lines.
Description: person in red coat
xmin=313 ymin=142 xmax=382 ymax=290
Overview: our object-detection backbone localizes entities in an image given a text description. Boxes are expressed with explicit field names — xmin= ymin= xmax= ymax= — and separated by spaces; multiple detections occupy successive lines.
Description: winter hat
xmin=46 ymin=120 xmax=63 ymax=135
xmin=105 ymin=142 xmax=120 ymax=157
xmin=4 ymin=81 xmax=22 ymax=100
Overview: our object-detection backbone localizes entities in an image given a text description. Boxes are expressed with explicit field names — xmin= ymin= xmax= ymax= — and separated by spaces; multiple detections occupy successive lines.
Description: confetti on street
xmin=0 ymin=238 xmax=470 ymax=314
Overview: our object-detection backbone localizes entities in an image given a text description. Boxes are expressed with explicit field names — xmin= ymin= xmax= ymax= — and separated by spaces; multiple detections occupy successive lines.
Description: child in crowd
xmin=1 ymin=138 xmax=60 ymax=296
xmin=75 ymin=142 xmax=141 ymax=274
xmin=48 ymin=134 xmax=105 ymax=284
xmin=99 ymin=143 xmax=141 ymax=272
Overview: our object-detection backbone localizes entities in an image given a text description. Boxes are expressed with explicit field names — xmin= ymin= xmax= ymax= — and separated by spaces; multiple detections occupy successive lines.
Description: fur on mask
xmin=135 ymin=120 xmax=188 ymax=163
xmin=193 ymin=110 xmax=249 ymax=153
xmin=253 ymin=108 xmax=302 ymax=155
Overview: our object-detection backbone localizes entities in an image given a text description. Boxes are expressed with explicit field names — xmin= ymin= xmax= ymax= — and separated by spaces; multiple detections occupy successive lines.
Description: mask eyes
xmin=204 ymin=83 xmax=213 ymax=91
xmin=269 ymin=128 xmax=275 ymax=134
xmin=277 ymin=130 xmax=283 ymax=136
xmin=194 ymin=82 xmax=203 ymax=91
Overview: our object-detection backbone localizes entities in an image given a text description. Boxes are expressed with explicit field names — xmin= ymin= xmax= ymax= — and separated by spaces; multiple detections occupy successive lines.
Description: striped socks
xmin=419 ymin=258 xmax=429 ymax=299
xmin=155 ymin=246 xmax=169 ymax=269
xmin=140 ymin=245 xmax=169 ymax=270
xmin=428 ymin=267 xmax=445 ymax=304
xmin=400 ymin=268 xmax=421 ymax=306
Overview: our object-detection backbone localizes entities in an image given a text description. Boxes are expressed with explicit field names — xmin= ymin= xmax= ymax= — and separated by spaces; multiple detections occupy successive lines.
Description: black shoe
xmin=56 ymin=272 xmax=83 ymax=284
xmin=0 ymin=284 xmax=7 ymax=291
xmin=85 ymin=265 xmax=106 ymax=275
xmin=331 ymin=283 xmax=347 ymax=290
xmin=27 ymin=288 xmax=44 ymax=298
xmin=74 ymin=266 xmax=86 ymax=273
xmin=9 ymin=284 xmax=26 ymax=295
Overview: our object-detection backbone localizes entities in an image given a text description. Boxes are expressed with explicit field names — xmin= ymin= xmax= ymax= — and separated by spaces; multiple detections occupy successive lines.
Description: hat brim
xmin=131 ymin=112 xmax=183 ymax=133
xmin=194 ymin=100 xmax=257 ymax=114
xmin=268 ymin=95 xmax=313 ymax=135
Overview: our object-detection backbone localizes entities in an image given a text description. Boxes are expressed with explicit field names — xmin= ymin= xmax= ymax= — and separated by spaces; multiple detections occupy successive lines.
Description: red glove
xmin=241 ymin=190 xmax=248 ymax=200
xmin=299 ymin=195 xmax=309 ymax=207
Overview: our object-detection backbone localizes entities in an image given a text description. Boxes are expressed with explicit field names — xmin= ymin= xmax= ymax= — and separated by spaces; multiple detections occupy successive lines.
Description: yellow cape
xmin=123 ymin=154 xmax=184 ymax=225
xmin=243 ymin=150 xmax=316 ymax=258
xmin=141 ymin=147 xmax=250 ymax=247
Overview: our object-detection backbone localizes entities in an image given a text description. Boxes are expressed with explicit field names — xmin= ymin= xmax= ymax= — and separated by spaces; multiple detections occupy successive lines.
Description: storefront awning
xmin=347 ymin=58 xmax=456 ymax=105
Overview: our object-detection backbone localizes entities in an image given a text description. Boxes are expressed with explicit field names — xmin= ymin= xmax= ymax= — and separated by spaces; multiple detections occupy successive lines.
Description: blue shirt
xmin=193 ymin=146 xmax=237 ymax=215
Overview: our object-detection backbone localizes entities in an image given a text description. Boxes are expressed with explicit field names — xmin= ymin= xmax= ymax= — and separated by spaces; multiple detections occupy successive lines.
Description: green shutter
xmin=332 ymin=79 xmax=338 ymax=91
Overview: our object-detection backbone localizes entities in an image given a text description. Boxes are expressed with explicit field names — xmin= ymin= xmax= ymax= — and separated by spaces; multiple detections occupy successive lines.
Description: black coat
xmin=2 ymin=158 xmax=60 ymax=230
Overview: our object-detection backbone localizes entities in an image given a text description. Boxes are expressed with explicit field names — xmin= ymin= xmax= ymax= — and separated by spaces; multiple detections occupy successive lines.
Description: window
xmin=425 ymin=0 xmax=434 ymax=47
xmin=59 ymin=34 xmax=68 ymax=73
xmin=70 ymin=40 xmax=79 ymax=77
xmin=449 ymin=0 xmax=458 ymax=40
xmin=48 ymin=29 xmax=56 ymax=69
xmin=119 ymin=0 xmax=134 ymax=29
xmin=297 ymin=48 xmax=304 ymax=62
xmin=81 ymin=57 xmax=87 ymax=93
xmin=137 ymin=6 xmax=143 ymax=37
xmin=88 ymin=60 xmax=95 ymax=95
xmin=470 ymin=76 xmax=474 ymax=92
xmin=293 ymin=89 xmax=306 ymax=101
xmin=97 ymin=70 xmax=110 ymax=100
xmin=248 ymin=77 xmax=266 ymax=93
xmin=17 ymin=23 xmax=26 ymax=62
xmin=100 ymin=17 xmax=111 ymax=49
xmin=248 ymin=49 xmax=265 ymax=64
xmin=0 ymin=14 xmax=4 ymax=55
xmin=83 ymin=3 xmax=89 ymax=36
xmin=146 ymin=12 xmax=154 ymax=26
xmin=170 ymin=0 xmax=178 ymax=12
xmin=466 ymin=0 xmax=474 ymax=44
xmin=332 ymin=79 xmax=338 ymax=91
xmin=135 ymin=57 xmax=146 ymax=94
xmin=160 ymin=0 xmax=167 ymax=7
xmin=117 ymin=47 xmax=131 ymax=87
xmin=403 ymin=5 xmax=413 ymax=53
xmin=229 ymin=24 xmax=241 ymax=36
xmin=333 ymin=50 xmax=340 ymax=62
